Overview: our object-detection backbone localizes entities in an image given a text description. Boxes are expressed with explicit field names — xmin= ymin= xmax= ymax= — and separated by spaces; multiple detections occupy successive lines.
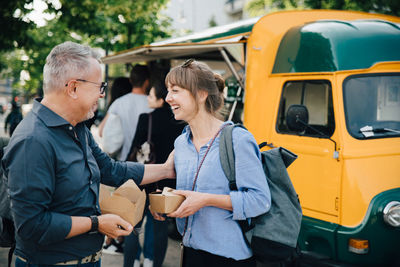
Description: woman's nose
xmin=166 ymin=92 xmax=172 ymax=103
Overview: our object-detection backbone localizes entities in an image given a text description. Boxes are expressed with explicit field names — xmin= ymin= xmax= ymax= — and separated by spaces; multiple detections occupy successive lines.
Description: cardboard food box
xmin=99 ymin=180 xmax=146 ymax=227
xmin=149 ymin=187 xmax=185 ymax=214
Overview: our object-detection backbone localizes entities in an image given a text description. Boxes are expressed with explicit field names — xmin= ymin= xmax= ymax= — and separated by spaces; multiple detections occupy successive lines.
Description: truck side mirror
xmin=286 ymin=105 xmax=309 ymax=132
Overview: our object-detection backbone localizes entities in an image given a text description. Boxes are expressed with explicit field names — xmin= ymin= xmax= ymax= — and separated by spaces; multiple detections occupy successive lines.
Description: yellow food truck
xmin=103 ymin=10 xmax=400 ymax=266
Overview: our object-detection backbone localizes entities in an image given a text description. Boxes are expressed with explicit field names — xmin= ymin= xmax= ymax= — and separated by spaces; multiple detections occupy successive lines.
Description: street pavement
xmin=0 ymin=116 xmax=181 ymax=267
xmin=1 ymin=237 xmax=181 ymax=267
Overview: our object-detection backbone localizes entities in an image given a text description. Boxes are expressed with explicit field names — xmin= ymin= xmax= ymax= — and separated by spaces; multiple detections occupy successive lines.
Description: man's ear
xmin=65 ymin=81 xmax=78 ymax=99
xmin=143 ymin=79 xmax=150 ymax=92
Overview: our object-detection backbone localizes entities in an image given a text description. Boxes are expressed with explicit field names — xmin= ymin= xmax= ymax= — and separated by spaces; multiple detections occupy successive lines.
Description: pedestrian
xmin=100 ymin=76 xmax=133 ymax=253
xmin=108 ymin=77 xmax=133 ymax=107
xmin=4 ymin=101 xmax=23 ymax=137
xmin=1 ymin=41 xmax=175 ymax=267
xmin=98 ymin=77 xmax=133 ymax=159
xmin=99 ymin=65 xmax=153 ymax=161
xmin=153 ymin=59 xmax=271 ymax=267
xmin=126 ymin=77 xmax=185 ymax=267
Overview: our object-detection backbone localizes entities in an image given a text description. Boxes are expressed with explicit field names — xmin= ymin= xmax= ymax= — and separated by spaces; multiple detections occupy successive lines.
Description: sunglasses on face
xmin=181 ymin=58 xmax=194 ymax=68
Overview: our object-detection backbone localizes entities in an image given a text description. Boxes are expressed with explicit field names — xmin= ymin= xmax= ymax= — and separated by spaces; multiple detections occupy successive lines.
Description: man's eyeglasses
xmin=77 ymin=79 xmax=108 ymax=94
xmin=66 ymin=79 xmax=108 ymax=94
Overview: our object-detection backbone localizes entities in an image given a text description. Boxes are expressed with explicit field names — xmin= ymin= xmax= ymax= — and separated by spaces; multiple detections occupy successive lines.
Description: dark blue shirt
xmin=2 ymin=99 xmax=144 ymax=264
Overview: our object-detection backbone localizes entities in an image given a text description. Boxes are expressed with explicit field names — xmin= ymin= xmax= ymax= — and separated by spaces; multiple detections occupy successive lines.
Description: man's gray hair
xmin=43 ymin=41 xmax=101 ymax=94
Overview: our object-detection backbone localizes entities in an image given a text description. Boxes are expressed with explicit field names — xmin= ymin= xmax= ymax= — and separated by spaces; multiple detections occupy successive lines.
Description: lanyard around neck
xmin=183 ymin=123 xmax=228 ymax=237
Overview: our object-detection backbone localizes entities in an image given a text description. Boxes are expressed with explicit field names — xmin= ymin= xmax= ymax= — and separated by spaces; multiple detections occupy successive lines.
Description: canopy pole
xmin=219 ymin=47 xmax=244 ymax=121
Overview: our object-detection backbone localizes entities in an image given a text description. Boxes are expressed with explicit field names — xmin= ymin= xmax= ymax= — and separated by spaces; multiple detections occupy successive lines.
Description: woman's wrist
xmin=202 ymin=193 xmax=232 ymax=211
xmin=202 ymin=193 xmax=213 ymax=207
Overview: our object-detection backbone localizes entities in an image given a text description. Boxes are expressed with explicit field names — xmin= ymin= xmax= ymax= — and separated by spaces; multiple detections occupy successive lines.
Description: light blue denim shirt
xmin=174 ymin=121 xmax=271 ymax=260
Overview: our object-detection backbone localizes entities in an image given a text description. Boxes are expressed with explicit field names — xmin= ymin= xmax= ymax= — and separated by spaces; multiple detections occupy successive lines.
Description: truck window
xmin=277 ymin=80 xmax=335 ymax=137
xmin=343 ymin=73 xmax=400 ymax=139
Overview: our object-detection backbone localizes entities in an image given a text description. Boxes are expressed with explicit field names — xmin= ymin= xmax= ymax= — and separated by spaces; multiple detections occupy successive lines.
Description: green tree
xmin=209 ymin=15 xmax=218 ymax=27
xmin=246 ymin=0 xmax=400 ymax=16
xmin=1 ymin=20 xmax=77 ymax=98
xmin=245 ymin=0 xmax=300 ymax=16
xmin=0 ymin=0 xmax=33 ymax=52
xmin=53 ymin=0 xmax=171 ymax=52
xmin=1 ymin=0 xmax=171 ymax=97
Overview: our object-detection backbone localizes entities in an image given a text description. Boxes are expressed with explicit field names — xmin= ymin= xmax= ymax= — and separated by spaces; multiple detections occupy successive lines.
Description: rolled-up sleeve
xmin=5 ymin=136 xmax=71 ymax=245
xmin=229 ymin=129 xmax=271 ymax=220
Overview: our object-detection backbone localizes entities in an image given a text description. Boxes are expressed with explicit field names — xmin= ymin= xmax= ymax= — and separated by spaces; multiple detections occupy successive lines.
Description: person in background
xmin=108 ymin=77 xmax=132 ymax=107
xmin=126 ymin=77 xmax=185 ymax=267
xmin=2 ymin=41 xmax=175 ymax=267
xmin=100 ymin=77 xmax=133 ymax=254
xmin=4 ymin=101 xmax=23 ymax=137
xmin=86 ymin=75 xmax=134 ymax=130
xmin=99 ymin=65 xmax=153 ymax=161
xmin=153 ymin=59 xmax=271 ymax=267
xmin=98 ymin=77 xmax=133 ymax=159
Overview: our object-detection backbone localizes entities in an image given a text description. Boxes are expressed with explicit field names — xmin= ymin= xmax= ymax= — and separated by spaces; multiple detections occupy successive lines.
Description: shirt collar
xmin=32 ymin=98 xmax=71 ymax=127
xmin=182 ymin=120 xmax=233 ymax=144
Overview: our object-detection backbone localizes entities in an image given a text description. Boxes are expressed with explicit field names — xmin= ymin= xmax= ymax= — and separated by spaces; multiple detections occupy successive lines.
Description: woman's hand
xmin=168 ymin=190 xmax=208 ymax=218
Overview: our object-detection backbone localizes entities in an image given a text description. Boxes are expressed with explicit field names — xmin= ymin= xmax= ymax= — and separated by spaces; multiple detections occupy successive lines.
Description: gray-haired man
xmin=2 ymin=41 xmax=174 ymax=266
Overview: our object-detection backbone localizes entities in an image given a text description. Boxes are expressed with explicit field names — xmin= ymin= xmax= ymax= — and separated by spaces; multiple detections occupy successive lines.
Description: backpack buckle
xmin=229 ymin=181 xmax=237 ymax=191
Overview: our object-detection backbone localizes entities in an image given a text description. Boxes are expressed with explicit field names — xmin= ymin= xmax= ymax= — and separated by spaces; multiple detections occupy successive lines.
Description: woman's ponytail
xmin=214 ymin=73 xmax=225 ymax=93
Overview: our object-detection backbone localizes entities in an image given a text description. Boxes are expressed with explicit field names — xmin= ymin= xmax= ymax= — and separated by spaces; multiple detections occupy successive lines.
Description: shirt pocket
xmin=175 ymin=159 xmax=192 ymax=190
xmin=195 ymin=162 xmax=228 ymax=193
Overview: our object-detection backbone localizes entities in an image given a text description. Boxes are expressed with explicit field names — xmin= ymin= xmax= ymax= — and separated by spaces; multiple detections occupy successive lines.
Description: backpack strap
xmin=219 ymin=124 xmax=247 ymax=190
xmin=219 ymin=123 xmax=254 ymax=239
xmin=219 ymin=124 xmax=236 ymax=190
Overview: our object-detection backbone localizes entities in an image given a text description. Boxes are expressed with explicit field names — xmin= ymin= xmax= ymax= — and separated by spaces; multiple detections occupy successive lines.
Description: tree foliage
xmin=1 ymin=0 xmax=171 ymax=97
xmin=245 ymin=0 xmax=400 ymax=17
xmin=0 ymin=0 xmax=34 ymax=52
xmin=53 ymin=0 xmax=171 ymax=51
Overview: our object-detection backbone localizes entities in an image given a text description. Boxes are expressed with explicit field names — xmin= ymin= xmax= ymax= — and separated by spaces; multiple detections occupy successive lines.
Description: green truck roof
xmin=272 ymin=20 xmax=400 ymax=73
xmin=151 ymin=17 xmax=258 ymax=46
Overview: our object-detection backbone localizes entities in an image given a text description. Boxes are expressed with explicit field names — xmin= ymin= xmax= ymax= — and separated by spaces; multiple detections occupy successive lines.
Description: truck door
xmin=272 ymin=79 xmax=342 ymax=222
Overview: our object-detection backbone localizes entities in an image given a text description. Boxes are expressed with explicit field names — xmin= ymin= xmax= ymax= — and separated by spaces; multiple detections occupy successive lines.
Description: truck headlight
xmin=383 ymin=201 xmax=400 ymax=227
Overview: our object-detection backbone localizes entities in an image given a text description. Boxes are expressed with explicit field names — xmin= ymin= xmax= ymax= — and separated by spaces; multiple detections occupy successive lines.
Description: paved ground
xmin=0 ymin=115 xmax=181 ymax=267
xmin=0 ymin=236 xmax=181 ymax=267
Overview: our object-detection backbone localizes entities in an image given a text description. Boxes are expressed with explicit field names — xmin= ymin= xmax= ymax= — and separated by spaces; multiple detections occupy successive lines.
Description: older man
xmin=2 ymin=41 xmax=174 ymax=266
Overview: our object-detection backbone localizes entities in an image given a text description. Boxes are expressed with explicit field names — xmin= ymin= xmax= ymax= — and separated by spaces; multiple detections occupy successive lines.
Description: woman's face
xmin=147 ymin=87 xmax=164 ymax=109
xmin=166 ymin=84 xmax=198 ymax=122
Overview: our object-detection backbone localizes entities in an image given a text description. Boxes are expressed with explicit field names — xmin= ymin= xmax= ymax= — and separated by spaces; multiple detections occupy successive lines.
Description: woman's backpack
xmin=219 ymin=124 xmax=302 ymax=264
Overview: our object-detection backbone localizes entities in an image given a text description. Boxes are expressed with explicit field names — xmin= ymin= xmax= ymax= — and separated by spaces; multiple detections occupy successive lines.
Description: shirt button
xmin=90 ymin=180 xmax=93 ymax=184
xmin=69 ymin=126 xmax=73 ymax=130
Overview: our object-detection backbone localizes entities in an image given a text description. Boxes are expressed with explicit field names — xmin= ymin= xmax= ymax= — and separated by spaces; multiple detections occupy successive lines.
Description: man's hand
xmin=98 ymin=214 xmax=133 ymax=239
xmin=149 ymin=205 xmax=166 ymax=221
xmin=163 ymin=150 xmax=176 ymax=179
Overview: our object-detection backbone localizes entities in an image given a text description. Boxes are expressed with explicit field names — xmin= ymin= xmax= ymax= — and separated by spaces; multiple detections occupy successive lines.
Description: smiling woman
xmin=159 ymin=60 xmax=271 ymax=267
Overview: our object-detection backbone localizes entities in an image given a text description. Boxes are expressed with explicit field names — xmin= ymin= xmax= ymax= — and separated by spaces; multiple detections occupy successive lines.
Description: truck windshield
xmin=343 ymin=74 xmax=400 ymax=139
